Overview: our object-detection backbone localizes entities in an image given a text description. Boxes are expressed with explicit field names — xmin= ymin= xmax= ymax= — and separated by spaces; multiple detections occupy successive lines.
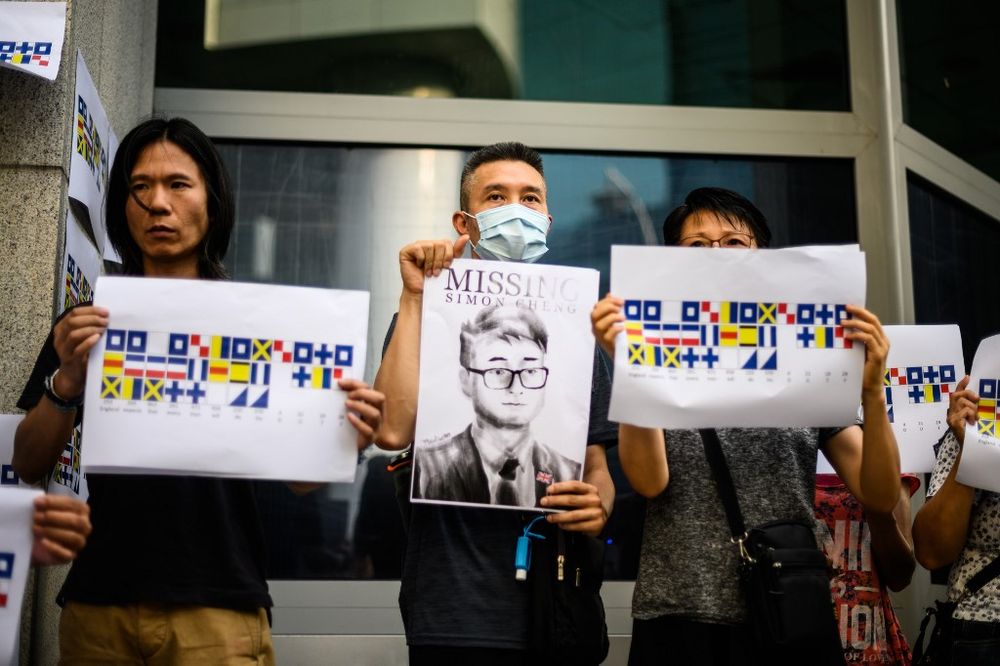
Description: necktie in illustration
xmin=497 ymin=457 xmax=520 ymax=506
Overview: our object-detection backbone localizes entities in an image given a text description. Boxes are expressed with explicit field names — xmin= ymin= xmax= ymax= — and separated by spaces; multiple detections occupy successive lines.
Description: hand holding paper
xmin=841 ymin=305 xmax=890 ymax=398
xmin=590 ymin=294 xmax=625 ymax=360
xmin=285 ymin=376 xmax=384 ymax=493
xmin=540 ymin=480 xmax=606 ymax=536
xmin=400 ymin=236 xmax=469 ymax=291
xmin=53 ymin=305 xmax=109 ymax=397
xmin=340 ymin=378 xmax=385 ymax=449
xmin=31 ymin=494 xmax=91 ymax=567
xmin=947 ymin=376 xmax=977 ymax=445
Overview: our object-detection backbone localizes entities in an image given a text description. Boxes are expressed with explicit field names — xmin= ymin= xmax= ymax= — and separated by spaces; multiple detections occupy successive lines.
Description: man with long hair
xmin=13 ymin=118 xmax=384 ymax=663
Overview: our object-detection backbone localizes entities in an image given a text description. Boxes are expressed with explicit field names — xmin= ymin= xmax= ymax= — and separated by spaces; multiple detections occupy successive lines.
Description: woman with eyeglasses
xmin=591 ymin=187 xmax=903 ymax=665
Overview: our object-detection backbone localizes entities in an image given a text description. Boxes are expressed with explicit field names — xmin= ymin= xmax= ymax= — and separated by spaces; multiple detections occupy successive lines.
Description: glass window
xmin=908 ymin=172 xmax=1000 ymax=368
xmin=158 ymin=0 xmax=849 ymax=110
xmin=542 ymin=152 xmax=856 ymax=296
xmin=897 ymin=1 xmax=1000 ymax=181
xmin=216 ymin=141 xmax=856 ymax=580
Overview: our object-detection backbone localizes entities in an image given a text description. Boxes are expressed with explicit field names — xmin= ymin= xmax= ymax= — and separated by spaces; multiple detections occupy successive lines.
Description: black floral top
xmin=928 ymin=431 xmax=1000 ymax=622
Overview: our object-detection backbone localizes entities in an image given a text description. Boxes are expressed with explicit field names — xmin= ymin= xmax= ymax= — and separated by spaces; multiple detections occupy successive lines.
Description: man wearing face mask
xmin=374 ymin=142 xmax=616 ymax=664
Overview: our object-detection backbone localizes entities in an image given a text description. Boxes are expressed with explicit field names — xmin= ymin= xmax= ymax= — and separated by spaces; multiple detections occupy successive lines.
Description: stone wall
xmin=0 ymin=1 xmax=158 ymax=662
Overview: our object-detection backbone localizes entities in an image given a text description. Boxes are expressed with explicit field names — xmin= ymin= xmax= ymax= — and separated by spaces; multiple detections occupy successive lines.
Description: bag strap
xmin=965 ymin=553 xmax=1000 ymax=597
xmin=698 ymin=428 xmax=747 ymax=541
xmin=911 ymin=557 xmax=1000 ymax=662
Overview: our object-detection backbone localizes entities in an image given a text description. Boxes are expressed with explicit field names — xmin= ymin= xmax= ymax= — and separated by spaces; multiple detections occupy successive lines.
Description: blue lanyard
xmin=515 ymin=515 xmax=547 ymax=581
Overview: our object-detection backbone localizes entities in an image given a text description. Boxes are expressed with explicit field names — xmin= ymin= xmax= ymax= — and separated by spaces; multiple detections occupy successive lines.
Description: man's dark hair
xmin=459 ymin=142 xmax=544 ymax=211
xmin=106 ymin=117 xmax=235 ymax=279
xmin=459 ymin=306 xmax=548 ymax=369
xmin=661 ymin=187 xmax=772 ymax=248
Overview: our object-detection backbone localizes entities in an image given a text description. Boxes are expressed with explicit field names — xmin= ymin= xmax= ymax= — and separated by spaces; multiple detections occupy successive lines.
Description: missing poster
xmin=412 ymin=259 xmax=599 ymax=511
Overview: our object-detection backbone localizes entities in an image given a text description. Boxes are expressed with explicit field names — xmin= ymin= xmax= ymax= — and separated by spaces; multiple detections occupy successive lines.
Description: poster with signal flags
xmin=957 ymin=334 xmax=1000 ymax=493
xmin=0 ymin=487 xmax=42 ymax=666
xmin=81 ymin=277 xmax=369 ymax=482
xmin=608 ymin=244 xmax=867 ymax=429
xmin=817 ymin=324 xmax=963 ymax=474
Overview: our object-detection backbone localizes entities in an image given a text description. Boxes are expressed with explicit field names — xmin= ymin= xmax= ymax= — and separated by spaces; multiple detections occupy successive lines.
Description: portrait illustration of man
xmin=414 ymin=306 xmax=582 ymax=508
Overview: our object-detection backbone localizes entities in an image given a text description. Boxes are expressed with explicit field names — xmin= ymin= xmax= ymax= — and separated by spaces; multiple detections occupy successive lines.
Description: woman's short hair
xmin=105 ymin=117 xmax=234 ymax=279
xmin=661 ymin=187 xmax=772 ymax=248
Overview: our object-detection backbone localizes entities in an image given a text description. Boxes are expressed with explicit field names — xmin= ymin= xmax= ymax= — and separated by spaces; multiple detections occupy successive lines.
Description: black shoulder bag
xmin=699 ymin=428 xmax=842 ymax=657
xmin=527 ymin=522 xmax=610 ymax=665
xmin=913 ymin=554 xmax=1000 ymax=665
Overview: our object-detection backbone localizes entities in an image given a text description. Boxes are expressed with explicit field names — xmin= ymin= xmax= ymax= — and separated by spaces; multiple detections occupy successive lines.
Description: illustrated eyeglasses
xmin=465 ymin=367 xmax=550 ymax=390
xmin=678 ymin=232 xmax=754 ymax=248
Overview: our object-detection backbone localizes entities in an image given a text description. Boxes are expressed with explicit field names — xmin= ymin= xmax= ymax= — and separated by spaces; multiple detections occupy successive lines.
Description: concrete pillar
xmin=0 ymin=1 xmax=158 ymax=662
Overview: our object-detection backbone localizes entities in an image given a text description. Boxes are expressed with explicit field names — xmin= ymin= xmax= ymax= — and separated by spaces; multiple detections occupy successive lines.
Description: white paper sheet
xmin=818 ymin=325 xmax=962 ymax=474
xmin=59 ymin=211 xmax=101 ymax=313
xmin=81 ymin=277 xmax=370 ymax=482
xmin=0 ymin=2 xmax=65 ymax=81
xmin=0 ymin=415 xmax=28 ymax=489
xmin=608 ymin=245 xmax=866 ymax=429
xmin=957 ymin=334 xmax=1000 ymax=492
xmin=2 ymin=413 xmax=87 ymax=499
xmin=0 ymin=487 xmax=42 ymax=666
xmin=411 ymin=259 xmax=599 ymax=511
xmin=68 ymin=50 xmax=119 ymax=262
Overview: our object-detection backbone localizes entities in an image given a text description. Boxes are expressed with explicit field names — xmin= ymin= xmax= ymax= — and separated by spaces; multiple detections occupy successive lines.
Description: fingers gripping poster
xmin=958 ymin=334 xmax=1000 ymax=492
xmin=82 ymin=277 xmax=369 ymax=482
xmin=608 ymin=245 xmax=867 ymax=429
xmin=817 ymin=325 xmax=963 ymax=474
xmin=412 ymin=259 xmax=598 ymax=511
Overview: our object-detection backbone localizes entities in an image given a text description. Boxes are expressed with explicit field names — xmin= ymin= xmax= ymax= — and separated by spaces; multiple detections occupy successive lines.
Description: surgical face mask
xmin=463 ymin=203 xmax=551 ymax=263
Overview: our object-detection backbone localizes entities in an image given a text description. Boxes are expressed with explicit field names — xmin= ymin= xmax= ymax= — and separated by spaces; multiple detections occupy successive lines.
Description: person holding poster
xmin=913 ymin=377 xmax=1000 ymax=663
xmin=13 ymin=117 xmax=384 ymax=664
xmin=591 ymin=188 xmax=902 ymax=665
xmin=413 ymin=305 xmax=582 ymax=506
xmin=374 ymin=141 xmax=616 ymax=663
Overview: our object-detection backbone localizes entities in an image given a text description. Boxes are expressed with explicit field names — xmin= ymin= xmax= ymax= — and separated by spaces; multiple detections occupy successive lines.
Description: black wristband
xmin=44 ymin=370 xmax=83 ymax=412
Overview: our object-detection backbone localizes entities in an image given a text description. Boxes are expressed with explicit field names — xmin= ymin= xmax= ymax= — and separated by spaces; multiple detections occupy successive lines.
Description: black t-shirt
xmin=18 ymin=311 xmax=271 ymax=610
xmin=383 ymin=314 xmax=617 ymax=649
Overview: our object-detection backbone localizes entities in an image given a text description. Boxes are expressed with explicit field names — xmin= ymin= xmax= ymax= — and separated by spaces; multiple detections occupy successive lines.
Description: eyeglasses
xmin=678 ymin=232 xmax=754 ymax=248
xmin=465 ymin=367 xmax=550 ymax=390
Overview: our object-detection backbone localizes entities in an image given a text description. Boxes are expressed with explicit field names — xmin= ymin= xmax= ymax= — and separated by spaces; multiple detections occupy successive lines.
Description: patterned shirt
xmin=927 ymin=431 xmax=1000 ymax=622
xmin=815 ymin=473 xmax=918 ymax=664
